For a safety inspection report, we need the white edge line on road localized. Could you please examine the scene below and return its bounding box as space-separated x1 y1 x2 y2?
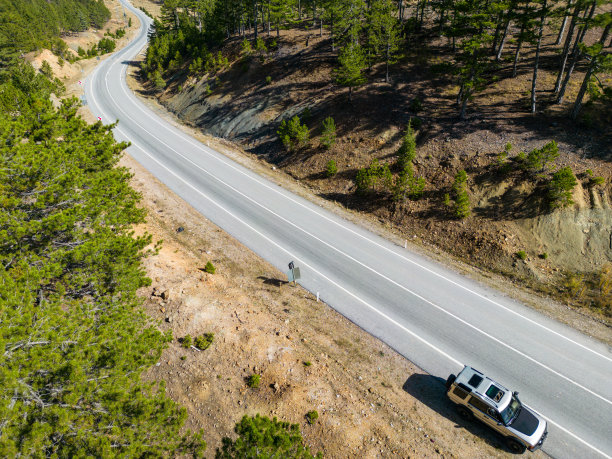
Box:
87 9 612 458
107 37 612 366
535 411 612 459
102 58 612 409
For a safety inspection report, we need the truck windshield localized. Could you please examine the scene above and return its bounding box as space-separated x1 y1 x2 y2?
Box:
501 396 522 425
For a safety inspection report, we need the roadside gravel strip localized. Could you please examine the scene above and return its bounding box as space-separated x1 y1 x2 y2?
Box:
85 3 612 458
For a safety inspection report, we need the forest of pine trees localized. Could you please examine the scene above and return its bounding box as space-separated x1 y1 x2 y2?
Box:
0 60 208 456
0 0 111 62
143 0 610 120
0 3 204 452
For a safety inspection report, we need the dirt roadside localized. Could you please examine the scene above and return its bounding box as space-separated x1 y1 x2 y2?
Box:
123 150 550 458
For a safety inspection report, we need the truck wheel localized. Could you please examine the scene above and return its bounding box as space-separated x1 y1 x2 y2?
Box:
456 405 473 421
445 374 456 390
505 437 526 454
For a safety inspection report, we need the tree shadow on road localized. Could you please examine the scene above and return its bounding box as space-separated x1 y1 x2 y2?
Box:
402 373 509 453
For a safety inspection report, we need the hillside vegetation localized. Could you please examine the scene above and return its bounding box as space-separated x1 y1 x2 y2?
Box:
140 0 611 322
0 60 209 456
0 0 111 61
143 0 611 120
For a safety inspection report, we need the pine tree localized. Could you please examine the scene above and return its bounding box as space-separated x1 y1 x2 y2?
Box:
453 0 495 119
367 0 401 82
0 63 205 457
336 41 367 102
453 169 470 218
396 121 416 170
530 0 548 114
570 13 611 119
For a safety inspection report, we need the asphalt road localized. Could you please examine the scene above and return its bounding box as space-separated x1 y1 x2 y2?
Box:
85 3 612 458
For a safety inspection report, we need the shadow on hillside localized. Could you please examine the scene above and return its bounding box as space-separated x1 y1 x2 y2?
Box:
402 373 508 453
147 25 612 162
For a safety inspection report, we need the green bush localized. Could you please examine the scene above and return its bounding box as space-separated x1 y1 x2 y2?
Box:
255 38 268 53
182 334 193 348
320 116 336 149
189 57 203 75
97 37 116 54
277 115 309 151
443 193 451 206
523 141 559 173
497 142 511 171
40 60 53 78
453 170 470 218
516 250 527 260
303 361 312 367
194 333 214 350
241 39 253 56
204 261 216 274
214 51 229 70
265 75 272 85
77 46 86 57
564 272 586 299
549 166 577 209
410 116 423 130
247 374 261 388
590 176 605 187
392 164 425 202
396 121 416 170
306 410 319 424
326 159 338 177
539 253 548 259
355 168 372 194
354 159 392 195
217 414 321 458
152 70 165 89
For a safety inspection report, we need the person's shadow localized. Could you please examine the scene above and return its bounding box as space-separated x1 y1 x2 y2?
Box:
402 373 509 452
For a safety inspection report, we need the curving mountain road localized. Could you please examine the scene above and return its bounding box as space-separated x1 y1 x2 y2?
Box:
85 3 612 458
